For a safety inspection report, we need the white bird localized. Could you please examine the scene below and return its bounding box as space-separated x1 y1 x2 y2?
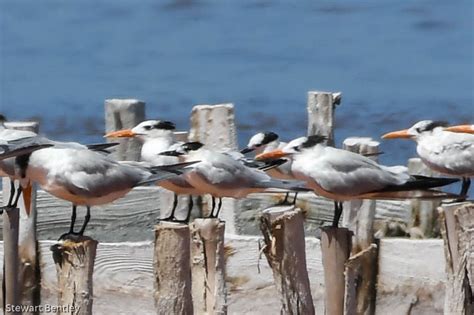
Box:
168 141 307 218
382 120 474 199
256 135 459 227
105 120 199 222
14 145 186 239
241 131 297 203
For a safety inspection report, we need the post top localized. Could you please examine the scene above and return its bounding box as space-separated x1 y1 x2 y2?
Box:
343 137 379 147
192 104 234 111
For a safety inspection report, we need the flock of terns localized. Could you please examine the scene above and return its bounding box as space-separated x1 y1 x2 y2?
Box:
0 113 472 239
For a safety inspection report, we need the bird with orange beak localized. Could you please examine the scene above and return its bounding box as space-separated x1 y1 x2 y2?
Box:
256 135 460 227
382 120 474 199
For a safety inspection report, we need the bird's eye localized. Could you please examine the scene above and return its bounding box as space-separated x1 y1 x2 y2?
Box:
144 125 152 130
415 127 421 133
294 146 301 152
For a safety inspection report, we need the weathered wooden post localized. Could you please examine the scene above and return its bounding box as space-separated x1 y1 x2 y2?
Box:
50 238 98 315
104 98 145 161
190 219 227 314
189 103 238 233
2 207 20 315
439 202 473 314
260 206 315 314
408 158 441 238
3 121 40 314
307 91 342 146
341 137 379 315
153 222 193 315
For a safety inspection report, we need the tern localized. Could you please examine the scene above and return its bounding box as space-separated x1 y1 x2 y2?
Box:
256 135 459 227
241 131 296 203
15 145 189 239
165 141 308 218
382 120 474 199
105 120 198 222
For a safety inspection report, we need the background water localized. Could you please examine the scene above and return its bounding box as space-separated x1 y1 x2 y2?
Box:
0 0 473 166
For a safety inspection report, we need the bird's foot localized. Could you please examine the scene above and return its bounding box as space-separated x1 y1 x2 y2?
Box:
58 232 83 242
443 195 468 204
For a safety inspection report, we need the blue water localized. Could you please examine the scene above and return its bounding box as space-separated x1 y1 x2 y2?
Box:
1 0 473 166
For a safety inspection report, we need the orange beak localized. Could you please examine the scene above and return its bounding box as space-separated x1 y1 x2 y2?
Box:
22 183 33 216
104 129 136 138
445 125 474 134
381 129 412 139
255 149 289 161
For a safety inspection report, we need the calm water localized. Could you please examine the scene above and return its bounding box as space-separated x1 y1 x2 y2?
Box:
0 0 473 166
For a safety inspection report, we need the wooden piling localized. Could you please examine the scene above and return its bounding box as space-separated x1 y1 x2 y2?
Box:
104 98 145 161
3 121 40 315
259 206 315 314
341 137 379 315
320 227 352 315
439 202 473 314
408 158 441 238
50 237 98 315
2 207 20 315
153 222 193 315
189 104 238 233
307 91 342 146
191 218 227 314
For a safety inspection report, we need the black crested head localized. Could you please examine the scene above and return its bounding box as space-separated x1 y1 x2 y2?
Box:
261 131 279 145
0 114 7 123
302 135 327 148
422 121 449 132
154 121 176 130
182 141 204 152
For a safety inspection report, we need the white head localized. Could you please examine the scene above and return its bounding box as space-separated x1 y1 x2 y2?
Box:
382 120 449 140
241 131 279 154
105 120 176 141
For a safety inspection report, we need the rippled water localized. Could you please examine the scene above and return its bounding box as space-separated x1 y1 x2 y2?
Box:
1 0 473 165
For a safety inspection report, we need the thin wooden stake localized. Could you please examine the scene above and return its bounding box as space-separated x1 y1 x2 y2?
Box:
307 91 342 146
191 218 227 314
3 207 20 315
3 120 40 315
439 202 474 314
153 222 193 315
50 237 97 315
320 227 352 315
104 98 145 161
260 206 315 314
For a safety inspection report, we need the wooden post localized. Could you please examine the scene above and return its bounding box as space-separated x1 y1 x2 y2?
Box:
408 158 441 238
3 121 40 314
341 137 379 315
2 207 20 315
153 222 193 315
342 137 378 249
104 99 145 161
189 104 238 233
259 206 315 314
50 238 97 315
307 91 342 146
320 227 352 315
190 219 227 314
439 202 474 314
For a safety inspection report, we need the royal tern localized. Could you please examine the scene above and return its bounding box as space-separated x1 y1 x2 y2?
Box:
165 141 307 218
15 145 190 238
256 135 459 227
105 120 198 222
382 120 474 199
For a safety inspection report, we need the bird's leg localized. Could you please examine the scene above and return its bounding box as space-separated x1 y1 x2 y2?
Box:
58 205 78 240
332 201 343 228
160 194 179 221
209 197 216 218
459 177 471 200
78 206 91 235
279 192 290 205
173 196 194 224
7 180 15 207
292 192 299 205
11 185 23 209
215 198 223 218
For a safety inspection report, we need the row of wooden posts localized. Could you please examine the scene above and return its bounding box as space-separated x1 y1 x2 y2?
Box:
2 91 473 314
